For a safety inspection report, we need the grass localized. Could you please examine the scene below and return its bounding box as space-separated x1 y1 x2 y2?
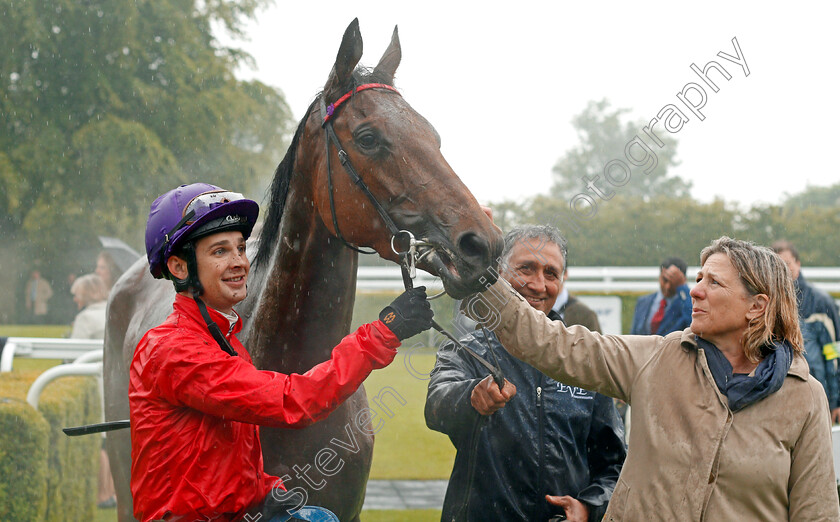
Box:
0 324 71 338
365 351 455 480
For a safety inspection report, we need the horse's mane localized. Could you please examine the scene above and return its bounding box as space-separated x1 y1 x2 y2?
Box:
253 68 395 268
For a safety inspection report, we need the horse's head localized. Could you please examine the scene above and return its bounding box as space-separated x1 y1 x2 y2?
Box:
302 19 503 298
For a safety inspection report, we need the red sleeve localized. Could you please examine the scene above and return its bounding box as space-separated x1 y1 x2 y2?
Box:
153 320 399 428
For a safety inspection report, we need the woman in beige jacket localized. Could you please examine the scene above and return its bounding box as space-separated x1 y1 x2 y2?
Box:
466 236 839 520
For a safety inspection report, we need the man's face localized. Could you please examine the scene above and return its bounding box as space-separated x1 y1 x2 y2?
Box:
777 249 801 280
194 231 250 314
659 266 678 298
503 238 565 316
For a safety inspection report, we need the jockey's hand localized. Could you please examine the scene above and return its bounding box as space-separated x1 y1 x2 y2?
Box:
379 286 434 341
471 375 516 415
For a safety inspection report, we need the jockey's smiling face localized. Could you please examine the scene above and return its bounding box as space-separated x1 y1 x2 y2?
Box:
192 231 250 314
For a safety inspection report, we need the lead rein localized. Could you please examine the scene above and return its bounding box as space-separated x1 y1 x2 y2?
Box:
398 255 505 391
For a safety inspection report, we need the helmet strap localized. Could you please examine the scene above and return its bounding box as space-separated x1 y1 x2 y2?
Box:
171 241 203 295
193 292 238 357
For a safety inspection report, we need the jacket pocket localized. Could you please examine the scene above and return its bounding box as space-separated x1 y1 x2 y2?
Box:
606 478 630 521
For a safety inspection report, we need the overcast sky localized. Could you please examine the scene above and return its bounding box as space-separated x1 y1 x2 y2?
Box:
229 1 840 208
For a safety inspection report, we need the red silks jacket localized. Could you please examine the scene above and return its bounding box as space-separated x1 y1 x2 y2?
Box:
129 294 399 521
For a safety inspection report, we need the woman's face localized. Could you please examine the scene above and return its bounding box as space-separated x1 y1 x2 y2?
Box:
95 255 111 285
689 253 757 350
72 290 84 310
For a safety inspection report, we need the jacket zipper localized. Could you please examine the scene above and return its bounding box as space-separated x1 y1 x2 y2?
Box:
536 378 545 520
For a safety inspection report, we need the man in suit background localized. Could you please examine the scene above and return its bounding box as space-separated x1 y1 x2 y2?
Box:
630 257 691 336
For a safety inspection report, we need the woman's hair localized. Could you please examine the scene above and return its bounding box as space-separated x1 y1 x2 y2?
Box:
71 273 109 307
700 236 803 361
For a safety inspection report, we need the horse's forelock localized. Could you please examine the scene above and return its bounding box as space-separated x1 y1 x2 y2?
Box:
352 66 394 88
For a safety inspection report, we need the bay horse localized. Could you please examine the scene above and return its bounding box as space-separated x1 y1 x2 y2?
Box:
103 19 503 521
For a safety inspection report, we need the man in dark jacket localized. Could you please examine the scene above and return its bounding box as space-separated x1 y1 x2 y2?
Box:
549 261 601 333
630 256 692 336
426 225 625 522
773 240 840 421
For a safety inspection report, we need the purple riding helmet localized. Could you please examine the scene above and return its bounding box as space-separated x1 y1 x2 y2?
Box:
145 183 259 282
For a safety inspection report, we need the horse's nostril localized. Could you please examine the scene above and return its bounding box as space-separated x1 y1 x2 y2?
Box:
457 232 490 262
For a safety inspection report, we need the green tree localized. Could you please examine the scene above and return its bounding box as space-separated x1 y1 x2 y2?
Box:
0 0 292 317
782 183 840 210
551 99 690 202
738 204 840 267
514 195 735 266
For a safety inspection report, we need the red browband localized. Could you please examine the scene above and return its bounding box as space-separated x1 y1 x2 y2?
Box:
322 83 400 124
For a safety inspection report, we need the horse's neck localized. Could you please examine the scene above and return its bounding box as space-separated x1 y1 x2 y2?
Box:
247 183 359 373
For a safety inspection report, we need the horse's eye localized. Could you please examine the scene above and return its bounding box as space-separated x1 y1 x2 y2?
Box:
355 131 379 151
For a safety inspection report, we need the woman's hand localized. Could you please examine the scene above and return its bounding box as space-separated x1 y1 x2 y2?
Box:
480 205 502 235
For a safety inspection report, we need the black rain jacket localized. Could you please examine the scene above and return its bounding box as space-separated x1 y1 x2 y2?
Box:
425 313 626 522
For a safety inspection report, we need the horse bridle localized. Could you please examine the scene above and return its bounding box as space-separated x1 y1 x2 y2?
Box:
319 84 505 389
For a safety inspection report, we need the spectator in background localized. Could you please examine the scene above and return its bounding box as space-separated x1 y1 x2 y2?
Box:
24 269 53 324
96 251 123 290
68 272 116 508
69 274 109 340
772 240 840 422
631 257 692 336
800 318 839 414
427 225 624 521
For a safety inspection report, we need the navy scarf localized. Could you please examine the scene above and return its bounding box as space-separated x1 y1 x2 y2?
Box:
697 337 793 412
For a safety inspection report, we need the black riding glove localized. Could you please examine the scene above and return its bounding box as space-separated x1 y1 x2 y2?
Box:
379 286 434 341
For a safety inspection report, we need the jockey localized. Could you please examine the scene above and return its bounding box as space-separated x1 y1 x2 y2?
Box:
130 183 433 522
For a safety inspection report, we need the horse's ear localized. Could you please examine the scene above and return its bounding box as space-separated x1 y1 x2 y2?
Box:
324 18 363 101
373 26 401 85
